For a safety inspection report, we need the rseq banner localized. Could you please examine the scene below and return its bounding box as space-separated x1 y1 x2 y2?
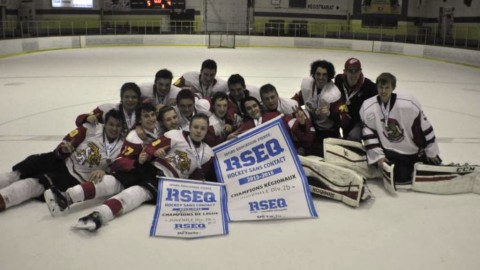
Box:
150 178 228 239
213 116 317 221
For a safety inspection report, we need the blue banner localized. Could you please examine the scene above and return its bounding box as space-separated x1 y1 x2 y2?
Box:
213 116 317 221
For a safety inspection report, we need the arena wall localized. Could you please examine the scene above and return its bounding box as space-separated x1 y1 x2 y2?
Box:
1 35 479 67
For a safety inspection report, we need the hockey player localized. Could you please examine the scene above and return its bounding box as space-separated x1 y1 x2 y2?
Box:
0 110 124 212
228 96 313 153
334 58 377 141
291 60 345 156
174 59 228 98
227 74 261 119
205 92 234 147
360 72 441 189
139 68 180 111
72 113 214 231
260 83 298 117
44 104 164 216
157 105 180 135
75 82 141 136
175 89 211 131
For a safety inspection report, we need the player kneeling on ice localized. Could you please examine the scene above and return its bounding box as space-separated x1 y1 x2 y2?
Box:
0 110 124 212
360 72 480 194
72 113 214 231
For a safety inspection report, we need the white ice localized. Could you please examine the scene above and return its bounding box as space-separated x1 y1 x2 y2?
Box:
0 46 479 270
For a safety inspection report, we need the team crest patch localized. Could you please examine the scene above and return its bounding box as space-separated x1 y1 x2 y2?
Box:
74 142 101 167
166 150 191 174
383 118 404 142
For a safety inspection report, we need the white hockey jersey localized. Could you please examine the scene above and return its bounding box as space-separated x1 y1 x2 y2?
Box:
174 98 211 132
360 93 440 165
174 71 228 98
298 77 341 130
65 124 124 182
138 82 181 106
146 130 214 179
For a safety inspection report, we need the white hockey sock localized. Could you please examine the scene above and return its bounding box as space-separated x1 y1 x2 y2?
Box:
0 178 44 209
106 186 153 217
93 175 124 198
79 186 152 226
67 185 85 203
93 205 116 225
67 175 123 203
0 171 21 189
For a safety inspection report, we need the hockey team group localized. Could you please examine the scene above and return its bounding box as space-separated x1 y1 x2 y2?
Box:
1 57 478 231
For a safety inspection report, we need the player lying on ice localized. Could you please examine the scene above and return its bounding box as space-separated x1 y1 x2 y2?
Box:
0 110 124 212
71 113 214 231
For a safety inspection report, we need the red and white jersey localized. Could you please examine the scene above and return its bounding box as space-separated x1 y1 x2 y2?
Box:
360 93 440 165
56 123 124 183
139 82 181 106
228 85 261 116
265 96 299 116
205 113 232 147
75 103 136 135
175 98 211 132
174 71 228 98
110 125 161 172
238 112 314 149
292 77 341 131
145 130 214 180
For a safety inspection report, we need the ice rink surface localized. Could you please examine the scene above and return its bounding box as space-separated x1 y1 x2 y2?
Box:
0 46 479 270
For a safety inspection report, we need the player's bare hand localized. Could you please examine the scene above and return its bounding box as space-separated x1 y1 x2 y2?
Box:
136 125 148 141
61 141 75 154
138 151 148 164
293 107 307 125
155 104 165 113
227 129 243 140
167 98 177 106
320 105 330 116
154 146 169 158
89 170 105 183
224 124 233 134
86 114 98 125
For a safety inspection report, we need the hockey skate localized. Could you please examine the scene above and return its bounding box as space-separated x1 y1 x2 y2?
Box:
44 188 72 217
72 211 102 231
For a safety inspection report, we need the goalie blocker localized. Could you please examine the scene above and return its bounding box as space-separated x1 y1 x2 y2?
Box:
299 155 371 207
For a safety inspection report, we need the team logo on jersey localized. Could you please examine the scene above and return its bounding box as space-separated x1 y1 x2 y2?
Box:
166 150 191 174
74 142 101 167
382 118 404 142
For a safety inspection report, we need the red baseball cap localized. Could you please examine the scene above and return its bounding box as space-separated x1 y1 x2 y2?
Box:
344 58 362 70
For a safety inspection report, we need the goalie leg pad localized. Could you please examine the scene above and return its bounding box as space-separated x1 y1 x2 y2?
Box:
323 138 381 179
300 155 369 207
413 163 480 195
